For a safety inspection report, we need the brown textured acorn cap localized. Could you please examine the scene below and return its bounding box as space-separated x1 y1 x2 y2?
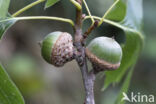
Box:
51 32 74 67
85 37 122 72
41 31 74 67
86 48 120 72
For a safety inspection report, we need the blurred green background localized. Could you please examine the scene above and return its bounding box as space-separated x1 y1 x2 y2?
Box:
0 0 156 104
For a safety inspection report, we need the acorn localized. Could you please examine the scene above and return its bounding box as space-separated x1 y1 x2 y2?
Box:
41 31 74 67
86 36 122 72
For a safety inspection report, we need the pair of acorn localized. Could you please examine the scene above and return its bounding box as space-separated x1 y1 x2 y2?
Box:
41 31 122 72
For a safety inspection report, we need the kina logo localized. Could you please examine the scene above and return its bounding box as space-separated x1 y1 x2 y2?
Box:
122 92 155 103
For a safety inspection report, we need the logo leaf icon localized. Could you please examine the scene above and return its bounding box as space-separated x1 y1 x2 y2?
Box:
122 92 131 102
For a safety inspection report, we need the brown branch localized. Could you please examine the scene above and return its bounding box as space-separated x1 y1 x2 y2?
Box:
83 20 99 40
74 1 96 104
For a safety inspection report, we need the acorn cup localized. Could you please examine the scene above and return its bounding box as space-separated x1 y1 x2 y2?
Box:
86 36 122 72
41 31 74 67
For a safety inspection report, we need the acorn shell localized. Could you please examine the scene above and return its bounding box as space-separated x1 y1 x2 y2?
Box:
41 31 74 67
86 37 122 71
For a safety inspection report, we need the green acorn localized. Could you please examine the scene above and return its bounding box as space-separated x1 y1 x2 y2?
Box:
86 36 122 72
41 31 74 67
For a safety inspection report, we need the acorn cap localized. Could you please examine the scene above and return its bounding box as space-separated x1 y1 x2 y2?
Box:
41 31 74 67
86 37 122 71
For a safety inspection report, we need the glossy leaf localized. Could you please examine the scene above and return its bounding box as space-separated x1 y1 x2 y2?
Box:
0 0 10 19
0 64 25 104
102 0 144 91
105 0 127 22
45 0 60 9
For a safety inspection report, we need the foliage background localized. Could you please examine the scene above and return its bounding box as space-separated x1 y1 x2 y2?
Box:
0 0 156 104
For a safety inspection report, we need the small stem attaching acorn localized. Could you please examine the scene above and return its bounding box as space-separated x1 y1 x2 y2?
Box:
86 36 122 72
41 31 74 67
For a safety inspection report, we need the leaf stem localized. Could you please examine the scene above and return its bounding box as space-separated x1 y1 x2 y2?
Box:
98 0 120 26
82 0 94 25
12 0 45 17
0 16 74 26
70 0 82 10
85 15 123 29
85 15 144 40
83 20 98 41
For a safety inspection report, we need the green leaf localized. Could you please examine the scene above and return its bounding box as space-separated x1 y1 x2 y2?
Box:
0 0 10 19
0 63 25 104
105 0 127 22
115 66 134 104
102 0 144 90
45 0 60 9
0 15 17 40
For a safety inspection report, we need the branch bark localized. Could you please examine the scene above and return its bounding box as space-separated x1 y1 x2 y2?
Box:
83 20 98 41
74 1 96 104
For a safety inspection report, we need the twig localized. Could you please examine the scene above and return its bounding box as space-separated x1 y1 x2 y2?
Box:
83 20 99 41
73 0 96 104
